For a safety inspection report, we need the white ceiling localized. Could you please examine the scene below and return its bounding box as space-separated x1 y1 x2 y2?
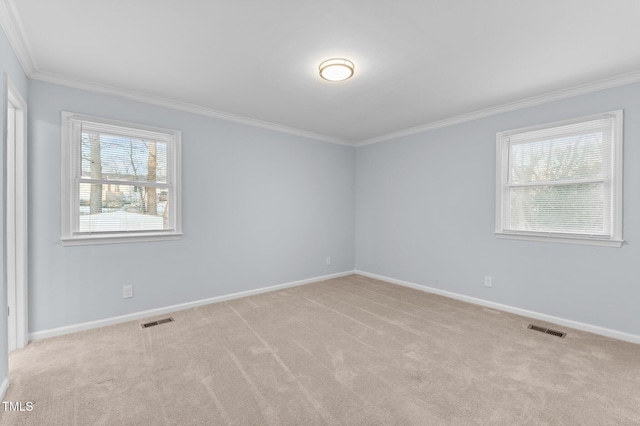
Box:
4 0 640 145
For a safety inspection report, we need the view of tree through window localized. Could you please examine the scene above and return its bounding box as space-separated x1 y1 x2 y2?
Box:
496 111 622 246
61 112 181 245
79 131 170 233
508 132 606 234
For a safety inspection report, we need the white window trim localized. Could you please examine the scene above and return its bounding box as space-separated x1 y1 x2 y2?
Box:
495 110 623 248
61 111 182 246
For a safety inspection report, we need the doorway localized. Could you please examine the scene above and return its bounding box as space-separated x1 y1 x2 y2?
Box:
5 75 28 352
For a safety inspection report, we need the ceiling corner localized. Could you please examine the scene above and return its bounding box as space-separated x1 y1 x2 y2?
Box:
0 0 38 76
31 68 355 147
355 69 640 148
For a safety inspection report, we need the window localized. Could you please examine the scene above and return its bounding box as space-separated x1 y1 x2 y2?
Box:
495 111 623 247
61 112 182 245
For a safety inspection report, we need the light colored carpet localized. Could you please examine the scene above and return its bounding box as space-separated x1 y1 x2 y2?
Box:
2 274 639 425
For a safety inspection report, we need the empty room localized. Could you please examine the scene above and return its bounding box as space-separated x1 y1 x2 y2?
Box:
1 0 639 424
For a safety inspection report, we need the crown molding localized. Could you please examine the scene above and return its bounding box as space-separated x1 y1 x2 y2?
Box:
0 0 37 75
0 0 353 147
24 65 640 148
356 69 640 147
31 70 355 146
2 0 639 148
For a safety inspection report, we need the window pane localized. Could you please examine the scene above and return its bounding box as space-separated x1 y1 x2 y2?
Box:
510 131 604 184
79 183 171 232
509 183 605 234
81 132 168 184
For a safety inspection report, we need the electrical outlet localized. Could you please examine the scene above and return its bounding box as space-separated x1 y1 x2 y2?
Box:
484 276 493 288
123 285 133 298
325 257 331 266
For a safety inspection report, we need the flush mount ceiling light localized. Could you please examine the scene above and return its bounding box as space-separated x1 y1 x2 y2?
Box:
319 58 355 82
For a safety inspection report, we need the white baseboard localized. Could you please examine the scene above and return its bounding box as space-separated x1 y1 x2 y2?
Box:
31 268 639 345
30 270 354 341
354 270 640 345
0 377 9 401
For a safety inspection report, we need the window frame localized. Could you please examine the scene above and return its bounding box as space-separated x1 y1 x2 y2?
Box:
495 110 623 247
61 111 182 246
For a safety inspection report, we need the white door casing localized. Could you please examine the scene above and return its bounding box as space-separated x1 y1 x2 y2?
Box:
5 75 28 351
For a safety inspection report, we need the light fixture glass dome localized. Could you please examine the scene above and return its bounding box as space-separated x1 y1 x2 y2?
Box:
319 58 354 81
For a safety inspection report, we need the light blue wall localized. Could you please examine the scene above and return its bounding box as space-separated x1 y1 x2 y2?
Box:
1 25 29 390
28 81 355 332
12 38 640 342
355 82 640 336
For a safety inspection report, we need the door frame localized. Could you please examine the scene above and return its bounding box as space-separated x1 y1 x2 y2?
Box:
4 74 28 351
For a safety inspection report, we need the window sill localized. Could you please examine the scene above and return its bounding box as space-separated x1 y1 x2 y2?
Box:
495 232 623 248
61 232 183 246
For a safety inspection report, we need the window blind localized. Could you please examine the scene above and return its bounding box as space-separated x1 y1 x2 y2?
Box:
62 112 181 243
504 117 613 236
496 111 622 246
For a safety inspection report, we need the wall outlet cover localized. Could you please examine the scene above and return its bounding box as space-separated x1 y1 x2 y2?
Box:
123 285 134 298
484 276 492 288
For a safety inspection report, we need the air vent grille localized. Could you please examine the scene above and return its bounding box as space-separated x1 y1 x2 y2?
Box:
141 317 174 328
527 324 566 338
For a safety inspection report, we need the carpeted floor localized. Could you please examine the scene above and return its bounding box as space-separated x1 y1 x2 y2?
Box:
2 274 639 425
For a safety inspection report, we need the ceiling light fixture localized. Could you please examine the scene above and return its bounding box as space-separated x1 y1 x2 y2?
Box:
319 58 355 82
